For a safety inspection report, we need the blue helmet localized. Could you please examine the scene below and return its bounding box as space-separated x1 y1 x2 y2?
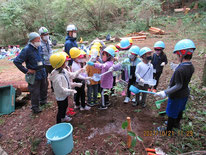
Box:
120 38 130 49
154 41 165 49
103 47 115 57
173 39 196 53
139 47 152 57
129 45 140 55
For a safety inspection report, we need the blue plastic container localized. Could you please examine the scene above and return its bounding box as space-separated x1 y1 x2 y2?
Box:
0 85 15 115
46 123 74 155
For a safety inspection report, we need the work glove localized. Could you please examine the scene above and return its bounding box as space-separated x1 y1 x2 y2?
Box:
140 78 145 83
69 89 77 96
160 62 166 66
155 91 166 98
87 61 94 66
85 77 92 80
73 82 82 87
108 66 114 72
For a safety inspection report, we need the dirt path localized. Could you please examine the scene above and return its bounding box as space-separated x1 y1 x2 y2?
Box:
0 36 204 154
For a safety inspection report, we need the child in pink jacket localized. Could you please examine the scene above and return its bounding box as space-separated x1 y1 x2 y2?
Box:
87 47 115 110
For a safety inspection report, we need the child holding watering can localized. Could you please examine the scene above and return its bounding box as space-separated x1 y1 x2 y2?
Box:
70 47 91 111
49 52 83 123
134 47 154 108
151 41 168 93
156 39 195 132
123 45 142 104
87 47 115 110
86 49 101 107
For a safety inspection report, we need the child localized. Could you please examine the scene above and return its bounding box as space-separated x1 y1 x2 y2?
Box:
134 47 154 108
156 39 195 131
151 41 168 93
49 52 83 123
123 46 141 103
86 49 101 106
88 47 115 110
70 47 91 111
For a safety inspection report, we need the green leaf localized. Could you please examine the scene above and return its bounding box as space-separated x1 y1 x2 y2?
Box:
136 136 143 142
131 138 137 147
122 121 128 129
128 131 136 137
134 109 141 113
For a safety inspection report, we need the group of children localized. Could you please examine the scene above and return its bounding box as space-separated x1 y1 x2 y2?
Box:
49 37 195 132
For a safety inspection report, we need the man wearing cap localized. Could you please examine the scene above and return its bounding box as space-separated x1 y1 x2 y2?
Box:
64 24 78 66
13 32 47 114
39 27 53 91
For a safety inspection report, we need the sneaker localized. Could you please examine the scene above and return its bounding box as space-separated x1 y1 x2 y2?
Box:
141 103 146 108
148 89 151 92
124 97 130 103
132 102 139 107
132 98 136 103
87 102 95 107
157 126 167 132
121 91 126 96
84 105 91 110
97 93 101 98
93 102 99 106
80 107 85 111
32 109 42 114
106 102 111 107
98 106 108 110
61 116 72 122
74 105 80 109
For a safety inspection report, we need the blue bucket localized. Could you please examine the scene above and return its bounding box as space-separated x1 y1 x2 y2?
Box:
46 123 74 155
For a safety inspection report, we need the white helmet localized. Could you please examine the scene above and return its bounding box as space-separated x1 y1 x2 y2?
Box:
66 24 77 32
39 27 49 35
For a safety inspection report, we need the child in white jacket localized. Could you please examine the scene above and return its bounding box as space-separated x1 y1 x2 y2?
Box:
49 52 83 123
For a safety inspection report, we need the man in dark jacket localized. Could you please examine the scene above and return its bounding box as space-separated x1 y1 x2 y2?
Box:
64 24 78 66
13 32 47 114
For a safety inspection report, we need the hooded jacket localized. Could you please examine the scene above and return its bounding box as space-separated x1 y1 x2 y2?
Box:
49 68 81 101
64 35 78 56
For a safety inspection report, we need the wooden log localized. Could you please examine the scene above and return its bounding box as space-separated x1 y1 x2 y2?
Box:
127 117 132 148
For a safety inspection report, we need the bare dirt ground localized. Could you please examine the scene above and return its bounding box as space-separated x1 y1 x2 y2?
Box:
0 35 205 155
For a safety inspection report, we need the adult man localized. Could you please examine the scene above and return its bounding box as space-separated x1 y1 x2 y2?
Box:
64 24 78 66
39 27 53 90
13 32 47 114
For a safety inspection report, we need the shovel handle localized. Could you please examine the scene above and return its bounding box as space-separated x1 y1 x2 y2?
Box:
140 90 156 94
100 70 113 77
146 148 155 152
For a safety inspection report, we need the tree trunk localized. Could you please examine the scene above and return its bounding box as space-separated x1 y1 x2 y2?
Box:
202 59 206 87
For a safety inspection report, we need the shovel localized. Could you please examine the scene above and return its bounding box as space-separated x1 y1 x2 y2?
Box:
92 69 113 82
129 85 156 95
155 98 168 109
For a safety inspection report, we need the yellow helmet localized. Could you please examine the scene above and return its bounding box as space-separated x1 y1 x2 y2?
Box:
108 45 118 52
129 38 133 44
69 47 81 59
91 45 100 51
93 42 102 48
89 48 99 57
50 52 67 69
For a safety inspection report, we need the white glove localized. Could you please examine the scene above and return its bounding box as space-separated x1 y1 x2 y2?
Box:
70 89 77 96
160 62 165 66
85 77 92 80
73 82 82 87
140 78 145 83
155 91 166 98
108 67 114 72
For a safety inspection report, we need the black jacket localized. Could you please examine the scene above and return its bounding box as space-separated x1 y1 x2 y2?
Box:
151 52 168 73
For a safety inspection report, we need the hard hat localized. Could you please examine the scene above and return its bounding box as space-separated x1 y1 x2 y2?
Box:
79 49 86 58
59 52 69 60
93 42 102 48
173 39 196 53
129 45 140 55
66 24 77 32
91 45 100 51
69 47 85 59
120 38 130 49
103 47 115 57
39 27 49 35
49 52 67 69
107 45 118 52
139 47 152 57
89 48 99 58
28 32 40 42
154 41 165 49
